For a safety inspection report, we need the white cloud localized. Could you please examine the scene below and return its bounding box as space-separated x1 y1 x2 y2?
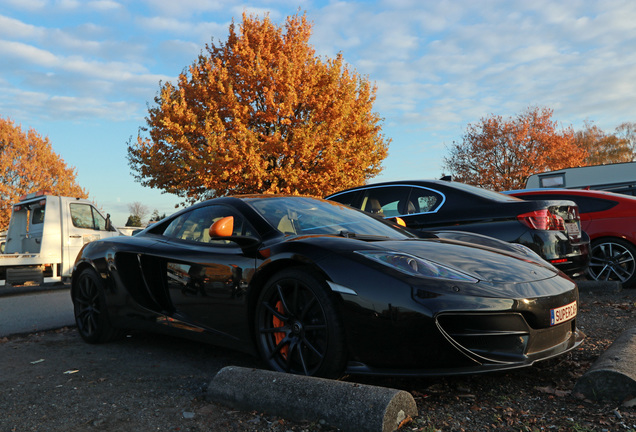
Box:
138 16 194 33
140 0 225 17
89 0 122 11
0 39 171 83
0 14 44 38
0 84 143 121
0 40 59 66
1 0 47 10
3 0 636 141
315 0 636 133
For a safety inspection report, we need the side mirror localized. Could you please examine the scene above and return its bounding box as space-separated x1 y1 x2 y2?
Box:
209 216 260 252
392 217 407 227
209 216 234 237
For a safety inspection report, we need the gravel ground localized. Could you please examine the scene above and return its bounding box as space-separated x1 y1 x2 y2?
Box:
1 284 635 432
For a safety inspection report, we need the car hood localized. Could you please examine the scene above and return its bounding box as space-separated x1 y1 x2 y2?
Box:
373 238 559 284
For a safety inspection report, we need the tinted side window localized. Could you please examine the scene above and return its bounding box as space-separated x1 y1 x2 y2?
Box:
565 196 617 214
163 205 255 244
360 186 411 217
407 187 444 213
328 190 360 207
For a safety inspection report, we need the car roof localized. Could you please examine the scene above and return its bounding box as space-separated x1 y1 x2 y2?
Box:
328 179 450 193
326 179 485 198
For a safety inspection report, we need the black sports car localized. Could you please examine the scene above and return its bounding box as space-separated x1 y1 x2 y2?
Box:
71 195 582 378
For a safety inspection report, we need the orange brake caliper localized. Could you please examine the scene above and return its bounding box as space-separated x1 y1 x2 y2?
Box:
273 301 289 359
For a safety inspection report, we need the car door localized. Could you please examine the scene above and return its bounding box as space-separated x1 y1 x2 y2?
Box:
157 204 259 343
65 202 119 276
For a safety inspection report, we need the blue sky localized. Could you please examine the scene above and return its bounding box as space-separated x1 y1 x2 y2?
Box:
2 0 636 226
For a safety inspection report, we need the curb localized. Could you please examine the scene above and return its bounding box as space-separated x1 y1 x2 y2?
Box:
207 366 418 432
574 327 636 401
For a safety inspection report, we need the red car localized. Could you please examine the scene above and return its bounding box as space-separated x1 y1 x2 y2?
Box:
507 189 636 287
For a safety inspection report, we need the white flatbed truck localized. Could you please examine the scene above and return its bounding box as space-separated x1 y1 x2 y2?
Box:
0 192 121 286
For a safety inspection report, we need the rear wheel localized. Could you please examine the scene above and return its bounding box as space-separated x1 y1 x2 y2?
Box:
255 268 346 378
72 268 121 343
588 238 636 287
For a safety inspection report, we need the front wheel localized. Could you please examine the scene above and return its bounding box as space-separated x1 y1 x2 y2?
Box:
72 268 121 343
587 238 636 287
254 268 347 378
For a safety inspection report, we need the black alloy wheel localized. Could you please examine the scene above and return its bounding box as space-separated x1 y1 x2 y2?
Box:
588 238 636 287
255 268 346 378
72 268 121 343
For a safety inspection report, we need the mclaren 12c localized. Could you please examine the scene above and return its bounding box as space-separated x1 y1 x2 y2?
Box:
71 195 582 378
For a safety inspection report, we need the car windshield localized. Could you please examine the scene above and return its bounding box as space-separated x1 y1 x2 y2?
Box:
244 196 413 239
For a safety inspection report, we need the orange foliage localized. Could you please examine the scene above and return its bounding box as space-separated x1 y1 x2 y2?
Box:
128 13 389 203
574 121 634 165
443 107 588 191
0 117 87 228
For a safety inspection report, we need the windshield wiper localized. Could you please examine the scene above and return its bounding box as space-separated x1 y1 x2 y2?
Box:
338 230 390 241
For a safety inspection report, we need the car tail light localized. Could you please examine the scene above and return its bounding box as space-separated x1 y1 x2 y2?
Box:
517 209 566 231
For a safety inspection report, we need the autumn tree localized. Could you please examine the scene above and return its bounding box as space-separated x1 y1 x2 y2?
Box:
443 107 588 191
127 13 389 203
574 121 634 165
0 117 87 228
616 122 636 157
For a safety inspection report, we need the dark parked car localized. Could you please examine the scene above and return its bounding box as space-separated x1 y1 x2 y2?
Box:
71 195 581 378
507 188 636 287
326 180 589 278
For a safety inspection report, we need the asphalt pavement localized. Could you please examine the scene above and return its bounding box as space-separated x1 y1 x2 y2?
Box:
0 284 74 337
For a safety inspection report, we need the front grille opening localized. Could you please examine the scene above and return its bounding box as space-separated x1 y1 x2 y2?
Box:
436 312 576 364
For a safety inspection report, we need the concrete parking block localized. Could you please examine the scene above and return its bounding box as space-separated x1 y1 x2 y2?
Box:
207 366 418 432
574 327 636 401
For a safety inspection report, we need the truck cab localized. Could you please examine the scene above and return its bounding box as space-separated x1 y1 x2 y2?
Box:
1 192 120 285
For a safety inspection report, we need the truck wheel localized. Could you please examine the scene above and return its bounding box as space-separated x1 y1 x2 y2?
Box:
254 268 347 378
72 268 121 343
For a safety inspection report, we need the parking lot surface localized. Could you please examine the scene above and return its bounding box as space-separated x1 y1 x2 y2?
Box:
2 283 636 431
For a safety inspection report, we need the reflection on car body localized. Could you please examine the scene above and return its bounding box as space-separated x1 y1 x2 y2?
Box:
71 195 582 378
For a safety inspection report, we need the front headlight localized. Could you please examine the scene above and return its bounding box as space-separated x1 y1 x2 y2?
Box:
355 251 478 283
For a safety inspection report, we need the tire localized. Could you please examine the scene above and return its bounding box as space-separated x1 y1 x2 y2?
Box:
72 268 121 344
588 238 636 287
254 268 347 378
